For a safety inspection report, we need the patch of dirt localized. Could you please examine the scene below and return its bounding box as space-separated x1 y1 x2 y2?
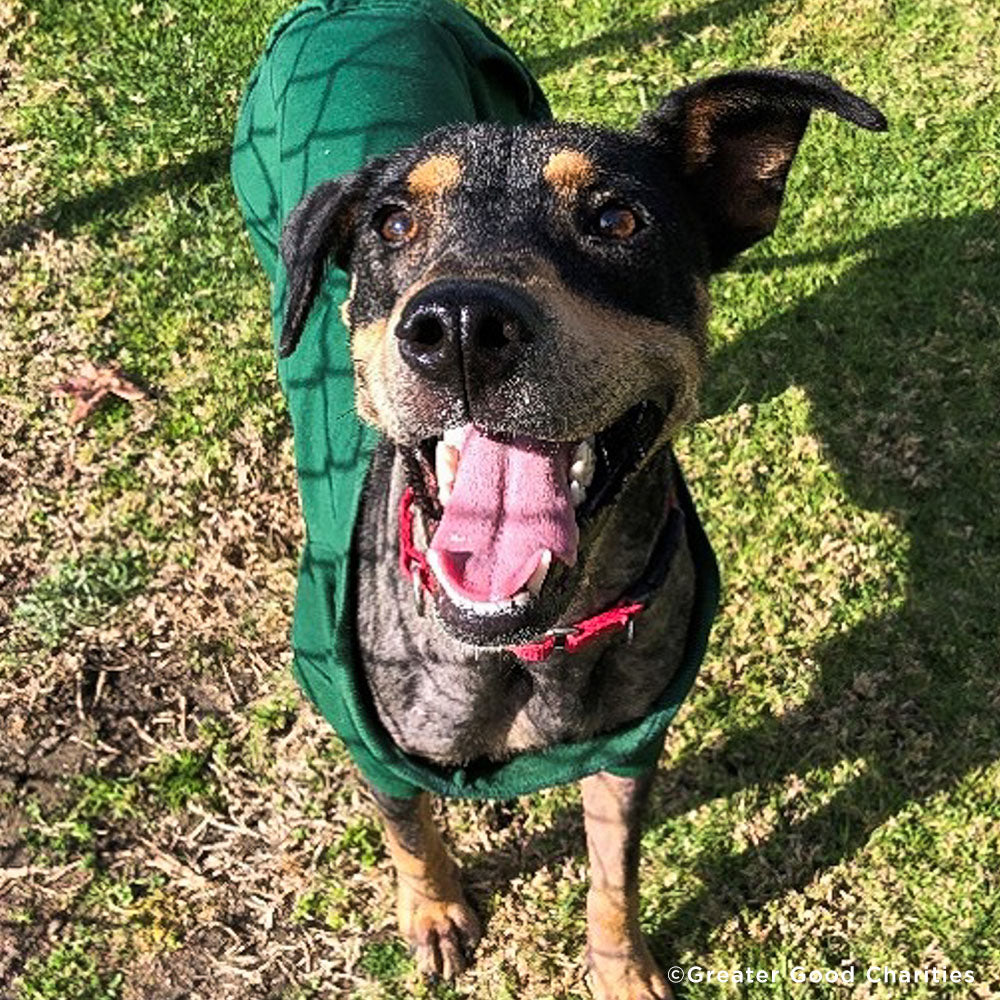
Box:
0 198 311 992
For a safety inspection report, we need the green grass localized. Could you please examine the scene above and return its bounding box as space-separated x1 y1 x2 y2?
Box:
16 932 123 1000
10 548 151 650
357 939 413 982
145 749 220 811
21 751 218 866
2 0 999 997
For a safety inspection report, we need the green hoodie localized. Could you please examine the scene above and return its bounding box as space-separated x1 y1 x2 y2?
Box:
231 0 719 799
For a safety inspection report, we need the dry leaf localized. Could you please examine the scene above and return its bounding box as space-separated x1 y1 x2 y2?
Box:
52 360 147 424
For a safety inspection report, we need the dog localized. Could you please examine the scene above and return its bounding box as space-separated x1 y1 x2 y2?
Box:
277 68 886 999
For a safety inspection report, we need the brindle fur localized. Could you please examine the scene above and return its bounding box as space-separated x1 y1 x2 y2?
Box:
279 68 886 996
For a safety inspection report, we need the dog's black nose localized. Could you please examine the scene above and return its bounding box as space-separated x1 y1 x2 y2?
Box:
396 279 535 387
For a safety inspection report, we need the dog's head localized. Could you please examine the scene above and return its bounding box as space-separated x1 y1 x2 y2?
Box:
280 69 885 646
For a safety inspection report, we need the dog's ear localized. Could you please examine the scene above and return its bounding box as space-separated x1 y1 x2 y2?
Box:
278 174 368 358
639 69 887 268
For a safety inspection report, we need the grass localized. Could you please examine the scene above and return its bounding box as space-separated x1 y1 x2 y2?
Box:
1 0 998 997
10 549 151 651
16 932 123 1000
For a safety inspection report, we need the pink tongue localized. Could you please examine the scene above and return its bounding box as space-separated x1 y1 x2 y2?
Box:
429 426 579 603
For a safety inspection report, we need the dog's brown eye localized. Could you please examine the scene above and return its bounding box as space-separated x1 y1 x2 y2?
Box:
379 208 417 243
595 204 638 240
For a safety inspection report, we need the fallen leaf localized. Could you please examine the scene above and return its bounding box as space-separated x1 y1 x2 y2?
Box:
52 360 147 424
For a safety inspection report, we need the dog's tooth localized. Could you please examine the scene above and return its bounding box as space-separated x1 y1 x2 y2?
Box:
525 550 552 597
570 439 595 488
569 480 587 507
435 441 459 505
443 425 466 450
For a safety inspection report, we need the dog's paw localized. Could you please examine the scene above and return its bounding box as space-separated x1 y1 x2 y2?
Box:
585 938 674 1000
398 884 481 981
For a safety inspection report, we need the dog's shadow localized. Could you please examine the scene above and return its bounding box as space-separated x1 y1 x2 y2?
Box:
460 207 1000 963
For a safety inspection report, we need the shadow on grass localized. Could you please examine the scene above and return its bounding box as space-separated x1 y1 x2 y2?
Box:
1 0 787 255
462 208 1000 964
522 0 781 76
647 207 999 960
0 145 232 253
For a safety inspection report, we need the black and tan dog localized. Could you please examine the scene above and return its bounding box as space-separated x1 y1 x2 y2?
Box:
279 70 885 999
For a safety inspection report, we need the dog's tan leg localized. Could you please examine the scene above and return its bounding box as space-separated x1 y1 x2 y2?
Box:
581 770 672 1000
371 788 481 980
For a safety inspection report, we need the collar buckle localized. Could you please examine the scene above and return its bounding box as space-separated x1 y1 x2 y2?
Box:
546 625 581 651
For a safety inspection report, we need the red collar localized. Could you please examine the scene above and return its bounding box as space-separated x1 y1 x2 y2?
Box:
398 485 683 663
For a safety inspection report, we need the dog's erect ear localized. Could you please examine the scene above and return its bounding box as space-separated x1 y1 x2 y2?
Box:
278 174 368 358
639 69 887 268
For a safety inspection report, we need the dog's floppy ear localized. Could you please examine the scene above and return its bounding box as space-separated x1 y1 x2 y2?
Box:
278 174 368 358
639 69 887 268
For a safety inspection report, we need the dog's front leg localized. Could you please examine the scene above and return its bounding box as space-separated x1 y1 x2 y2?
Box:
581 770 671 1000
370 788 481 980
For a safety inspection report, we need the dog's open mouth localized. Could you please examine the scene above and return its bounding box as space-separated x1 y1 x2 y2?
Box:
404 401 665 644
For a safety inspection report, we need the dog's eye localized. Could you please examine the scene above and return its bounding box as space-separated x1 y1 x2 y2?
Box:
378 208 417 243
593 204 639 240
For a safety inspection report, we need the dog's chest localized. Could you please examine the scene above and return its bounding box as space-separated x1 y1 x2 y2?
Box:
354 445 695 768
